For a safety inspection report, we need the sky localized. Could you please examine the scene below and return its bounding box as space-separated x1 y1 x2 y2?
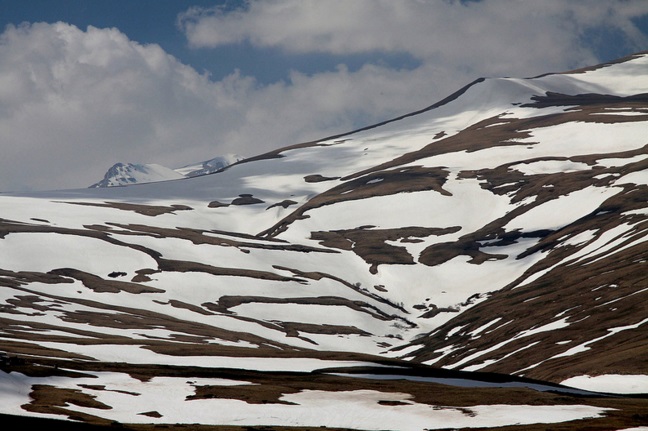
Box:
0 0 647 192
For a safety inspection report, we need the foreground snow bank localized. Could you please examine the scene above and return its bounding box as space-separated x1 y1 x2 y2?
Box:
0 370 610 430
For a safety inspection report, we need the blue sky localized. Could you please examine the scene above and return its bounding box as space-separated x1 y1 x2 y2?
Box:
0 0 647 191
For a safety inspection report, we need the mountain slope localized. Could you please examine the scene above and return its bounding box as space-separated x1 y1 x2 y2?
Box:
0 52 647 430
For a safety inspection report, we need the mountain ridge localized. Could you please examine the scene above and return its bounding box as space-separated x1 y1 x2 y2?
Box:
0 52 647 430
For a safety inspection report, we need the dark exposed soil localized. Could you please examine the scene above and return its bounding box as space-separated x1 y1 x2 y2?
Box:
59 201 193 216
312 225 462 273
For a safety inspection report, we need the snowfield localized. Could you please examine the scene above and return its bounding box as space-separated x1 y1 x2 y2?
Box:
1 52 647 429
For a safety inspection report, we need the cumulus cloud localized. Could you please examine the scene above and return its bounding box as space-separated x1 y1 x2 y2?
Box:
0 22 255 191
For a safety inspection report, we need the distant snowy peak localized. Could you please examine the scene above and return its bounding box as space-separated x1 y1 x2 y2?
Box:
174 154 244 178
89 163 184 188
90 154 244 188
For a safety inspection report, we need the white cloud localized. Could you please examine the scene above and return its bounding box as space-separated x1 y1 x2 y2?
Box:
0 23 273 191
0 22 252 190
179 0 648 76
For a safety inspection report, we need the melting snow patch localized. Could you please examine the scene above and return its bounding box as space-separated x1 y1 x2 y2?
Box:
561 230 598 247
494 182 520 189
614 170 648 186
447 318 570 370
446 325 467 337
554 306 578 318
596 154 648 167
561 374 648 394
623 208 648 216
423 344 461 366
467 318 502 338
517 318 571 337
563 223 641 266
462 341 540 372
551 317 648 360
509 160 590 175
593 111 648 116
505 186 622 232
392 344 422 357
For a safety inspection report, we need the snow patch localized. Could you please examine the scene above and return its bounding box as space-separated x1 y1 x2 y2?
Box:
561 374 648 394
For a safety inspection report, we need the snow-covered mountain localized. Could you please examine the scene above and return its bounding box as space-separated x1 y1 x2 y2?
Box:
89 163 185 188
1 52 648 430
90 154 244 188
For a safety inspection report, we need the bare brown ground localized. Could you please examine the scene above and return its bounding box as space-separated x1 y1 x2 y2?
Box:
303 174 340 183
312 225 461 273
59 201 193 216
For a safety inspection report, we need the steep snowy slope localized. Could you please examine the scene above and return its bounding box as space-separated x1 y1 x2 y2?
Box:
0 52 647 430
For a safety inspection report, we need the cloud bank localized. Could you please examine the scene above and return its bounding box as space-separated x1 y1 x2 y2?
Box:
178 0 648 76
0 22 250 191
1 1 647 191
